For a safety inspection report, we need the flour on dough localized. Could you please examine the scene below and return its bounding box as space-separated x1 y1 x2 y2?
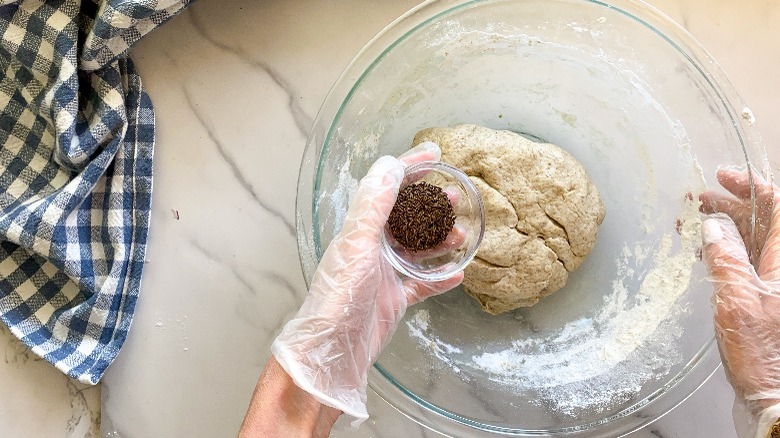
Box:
413 125 606 314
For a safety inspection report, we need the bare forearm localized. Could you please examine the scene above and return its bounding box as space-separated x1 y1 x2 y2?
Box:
239 357 342 438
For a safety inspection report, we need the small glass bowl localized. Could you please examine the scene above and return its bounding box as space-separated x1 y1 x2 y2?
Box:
381 161 485 282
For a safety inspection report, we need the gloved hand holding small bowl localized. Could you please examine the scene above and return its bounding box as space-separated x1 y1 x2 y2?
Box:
382 153 485 282
271 141 482 425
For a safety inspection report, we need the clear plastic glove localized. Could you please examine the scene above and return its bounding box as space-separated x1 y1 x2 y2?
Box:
700 167 780 438
271 142 464 425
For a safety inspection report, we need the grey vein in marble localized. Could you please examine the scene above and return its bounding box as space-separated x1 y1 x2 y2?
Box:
65 380 101 435
1 323 101 437
187 8 314 137
182 88 296 236
187 239 258 295
259 269 305 302
249 269 306 333
187 239 300 333
649 428 665 438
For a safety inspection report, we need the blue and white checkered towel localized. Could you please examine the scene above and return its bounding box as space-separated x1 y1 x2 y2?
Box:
0 0 192 384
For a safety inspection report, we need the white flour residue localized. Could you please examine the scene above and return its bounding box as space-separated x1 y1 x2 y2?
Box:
741 107 756 125
406 310 463 373
318 125 386 241
407 203 702 415
566 21 603 38
475 208 700 376
327 159 359 234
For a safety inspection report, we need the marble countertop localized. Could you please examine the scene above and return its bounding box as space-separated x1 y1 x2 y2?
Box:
2 0 778 437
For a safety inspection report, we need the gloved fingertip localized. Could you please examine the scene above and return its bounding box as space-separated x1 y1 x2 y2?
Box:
702 218 725 245
399 141 441 164
403 272 463 306
414 141 442 158
344 156 404 228
716 164 746 177
369 155 404 184
717 164 745 171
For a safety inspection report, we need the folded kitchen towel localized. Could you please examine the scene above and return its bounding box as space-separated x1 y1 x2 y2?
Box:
0 0 192 384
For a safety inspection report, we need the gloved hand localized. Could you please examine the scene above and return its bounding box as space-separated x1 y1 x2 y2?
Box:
271 142 464 425
700 167 780 438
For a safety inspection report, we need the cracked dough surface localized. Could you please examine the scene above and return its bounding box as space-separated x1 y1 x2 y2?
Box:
412 125 606 314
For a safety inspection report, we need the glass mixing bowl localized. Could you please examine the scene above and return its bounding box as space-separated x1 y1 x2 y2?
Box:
296 0 772 436
382 161 485 282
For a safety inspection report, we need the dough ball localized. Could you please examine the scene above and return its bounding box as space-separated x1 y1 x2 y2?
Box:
412 125 606 314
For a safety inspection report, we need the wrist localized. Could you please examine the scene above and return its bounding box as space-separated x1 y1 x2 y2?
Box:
239 357 341 438
272 338 371 421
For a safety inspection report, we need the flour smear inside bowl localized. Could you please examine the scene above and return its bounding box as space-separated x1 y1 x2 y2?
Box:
406 198 703 415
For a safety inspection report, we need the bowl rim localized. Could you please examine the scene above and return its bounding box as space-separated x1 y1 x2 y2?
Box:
370 341 721 437
294 0 769 435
